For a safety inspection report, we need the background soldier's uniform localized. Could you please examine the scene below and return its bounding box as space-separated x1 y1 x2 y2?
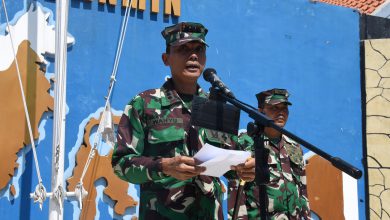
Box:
112 79 236 220
228 133 310 220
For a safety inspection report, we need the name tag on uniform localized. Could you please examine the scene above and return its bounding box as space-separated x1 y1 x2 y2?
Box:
148 117 183 127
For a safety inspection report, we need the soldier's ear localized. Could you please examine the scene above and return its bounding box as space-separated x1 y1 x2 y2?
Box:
162 53 169 66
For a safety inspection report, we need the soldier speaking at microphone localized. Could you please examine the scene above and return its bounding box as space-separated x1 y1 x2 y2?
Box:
112 22 255 220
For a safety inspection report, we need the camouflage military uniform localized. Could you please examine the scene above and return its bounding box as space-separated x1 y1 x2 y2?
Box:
112 78 236 220
228 133 310 220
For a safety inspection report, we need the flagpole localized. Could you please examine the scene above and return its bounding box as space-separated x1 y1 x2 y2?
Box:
49 0 70 218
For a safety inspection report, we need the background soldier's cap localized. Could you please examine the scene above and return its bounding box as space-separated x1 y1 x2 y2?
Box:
256 88 292 108
161 22 208 47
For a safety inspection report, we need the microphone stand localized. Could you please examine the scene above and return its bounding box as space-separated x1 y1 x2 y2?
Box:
208 87 362 220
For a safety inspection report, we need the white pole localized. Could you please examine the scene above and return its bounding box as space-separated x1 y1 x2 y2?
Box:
49 0 69 219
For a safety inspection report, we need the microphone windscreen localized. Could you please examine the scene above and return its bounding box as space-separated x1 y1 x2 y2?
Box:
203 68 217 82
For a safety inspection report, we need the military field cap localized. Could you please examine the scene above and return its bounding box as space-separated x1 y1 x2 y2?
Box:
161 22 208 47
256 88 292 108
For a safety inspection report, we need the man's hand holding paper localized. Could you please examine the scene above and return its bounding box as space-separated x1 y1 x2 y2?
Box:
231 157 255 182
194 143 254 180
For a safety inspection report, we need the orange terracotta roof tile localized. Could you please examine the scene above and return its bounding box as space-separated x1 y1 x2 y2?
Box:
366 7 376 13
314 0 386 14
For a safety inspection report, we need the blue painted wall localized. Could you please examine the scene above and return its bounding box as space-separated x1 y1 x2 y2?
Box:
0 0 364 219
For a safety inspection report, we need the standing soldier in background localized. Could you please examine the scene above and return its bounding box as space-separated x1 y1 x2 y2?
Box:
229 89 311 220
111 22 255 220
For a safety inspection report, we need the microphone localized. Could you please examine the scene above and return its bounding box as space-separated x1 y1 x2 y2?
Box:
203 68 235 99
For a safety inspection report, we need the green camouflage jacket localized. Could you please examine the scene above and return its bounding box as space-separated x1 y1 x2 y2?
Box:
112 78 236 220
228 133 311 220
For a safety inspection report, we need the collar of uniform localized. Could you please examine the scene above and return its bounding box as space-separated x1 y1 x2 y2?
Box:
282 134 297 145
160 79 181 106
264 135 282 147
160 78 208 107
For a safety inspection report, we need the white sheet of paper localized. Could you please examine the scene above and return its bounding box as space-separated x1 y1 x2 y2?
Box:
193 143 251 177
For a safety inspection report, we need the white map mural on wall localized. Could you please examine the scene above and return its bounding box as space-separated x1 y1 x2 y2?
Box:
0 3 75 71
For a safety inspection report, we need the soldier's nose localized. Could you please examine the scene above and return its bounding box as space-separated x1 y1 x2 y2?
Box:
188 53 198 61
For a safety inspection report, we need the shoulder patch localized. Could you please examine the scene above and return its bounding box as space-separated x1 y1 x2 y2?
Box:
205 129 233 146
284 141 303 165
139 88 162 99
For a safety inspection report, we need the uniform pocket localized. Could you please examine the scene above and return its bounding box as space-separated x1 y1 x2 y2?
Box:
290 161 305 185
145 126 185 157
148 126 185 144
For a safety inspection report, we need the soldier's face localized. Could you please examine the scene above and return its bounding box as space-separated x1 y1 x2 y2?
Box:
261 103 289 128
162 42 206 83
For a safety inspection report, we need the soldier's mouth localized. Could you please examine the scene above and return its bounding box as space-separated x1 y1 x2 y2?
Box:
275 116 285 122
185 63 200 72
